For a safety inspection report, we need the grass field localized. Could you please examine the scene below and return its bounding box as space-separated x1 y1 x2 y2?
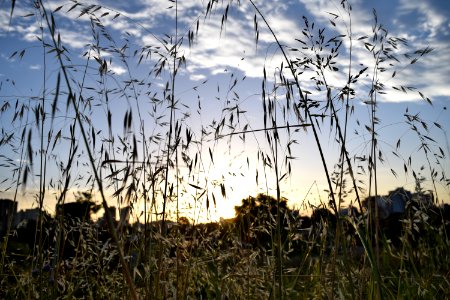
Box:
1 0 449 298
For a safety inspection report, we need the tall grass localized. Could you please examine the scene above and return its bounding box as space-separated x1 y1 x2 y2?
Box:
1 0 449 299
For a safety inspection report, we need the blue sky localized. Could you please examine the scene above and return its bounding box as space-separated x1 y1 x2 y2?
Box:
0 0 449 222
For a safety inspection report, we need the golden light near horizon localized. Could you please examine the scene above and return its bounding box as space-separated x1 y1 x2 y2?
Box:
13 150 450 221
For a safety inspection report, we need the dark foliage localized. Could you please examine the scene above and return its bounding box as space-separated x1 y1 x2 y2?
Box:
234 193 290 250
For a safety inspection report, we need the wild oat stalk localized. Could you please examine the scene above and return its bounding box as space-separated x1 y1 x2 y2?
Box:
36 1 138 298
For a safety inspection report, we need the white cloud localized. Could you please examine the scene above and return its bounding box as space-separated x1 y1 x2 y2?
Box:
389 2 450 101
295 0 450 103
177 5 292 80
29 64 41 70
80 0 450 104
398 0 448 38
57 28 91 49
109 64 127 75
2 0 449 104
189 73 206 81
0 10 10 34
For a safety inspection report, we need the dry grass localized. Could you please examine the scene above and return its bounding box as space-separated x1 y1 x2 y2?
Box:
1 0 449 299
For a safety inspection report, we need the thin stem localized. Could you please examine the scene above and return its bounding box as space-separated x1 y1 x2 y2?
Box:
162 0 179 237
248 0 337 211
38 2 138 299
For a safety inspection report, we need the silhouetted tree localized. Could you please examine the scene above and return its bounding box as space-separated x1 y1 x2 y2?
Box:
308 207 337 254
57 192 101 223
56 192 101 259
234 194 290 249
11 210 53 260
310 207 336 228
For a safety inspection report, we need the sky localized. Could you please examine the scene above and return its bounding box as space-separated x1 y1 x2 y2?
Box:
0 0 449 223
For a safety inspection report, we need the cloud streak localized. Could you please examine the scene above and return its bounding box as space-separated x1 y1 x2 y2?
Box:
1 0 449 103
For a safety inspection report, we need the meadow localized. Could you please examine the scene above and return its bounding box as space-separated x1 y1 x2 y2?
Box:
1 0 449 298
